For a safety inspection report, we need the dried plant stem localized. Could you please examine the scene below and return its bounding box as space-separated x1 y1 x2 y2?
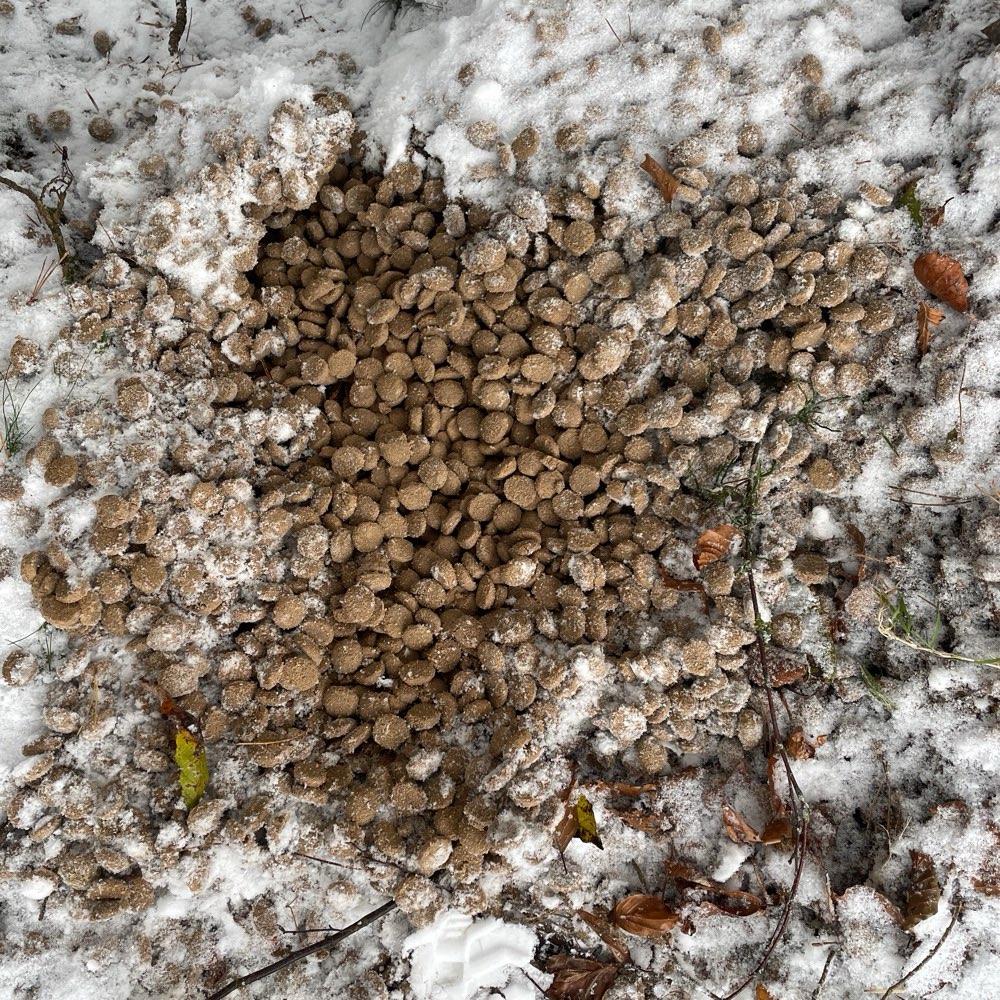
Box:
715 568 809 1000
0 165 75 281
204 897 397 1000
877 900 961 1000
27 253 68 304
169 0 188 54
876 604 1000 667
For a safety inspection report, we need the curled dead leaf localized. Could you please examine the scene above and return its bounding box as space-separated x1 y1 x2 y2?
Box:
657 567 710 613
904 849 941 928
785 725 825 761
665 862 768 917
610 894 681 937
748 650 806 688
722 803 761 845
760 816 793 847
972 877 1000 896
546 956 620 1000
693 524 741 571
639 154 679 204
590 779 657 797
577 908 631 964
927 199 951 227
914 252 969 312
834 884 905 928
845 522 867 582
916 300 945 356
554 803 579 854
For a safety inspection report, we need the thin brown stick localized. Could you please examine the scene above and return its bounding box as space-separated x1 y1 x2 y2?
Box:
26 254 68 304
811 948 836 999
204 897 397 1000
604 16 622 45
877 899 961 1000
957 360 967 439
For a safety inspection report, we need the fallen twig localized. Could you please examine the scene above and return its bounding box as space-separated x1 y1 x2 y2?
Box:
877 899 961 1000
204 897 397 1000
169 0 188 54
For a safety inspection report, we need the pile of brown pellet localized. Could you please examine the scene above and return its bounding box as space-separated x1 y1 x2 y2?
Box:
2 96 899 917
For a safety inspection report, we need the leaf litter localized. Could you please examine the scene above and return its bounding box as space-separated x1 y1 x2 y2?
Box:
2 1 1000 999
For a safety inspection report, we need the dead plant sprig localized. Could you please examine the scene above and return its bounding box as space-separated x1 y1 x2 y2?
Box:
704 446 809 1000
876 590 1000 668
714 567 810 1000
26 253 69 304
0 147 76 281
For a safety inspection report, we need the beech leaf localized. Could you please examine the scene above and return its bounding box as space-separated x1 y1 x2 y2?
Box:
914 252 969 312
610 894 680 937
639 154 679 205
554 803 579 854
916 300 945 356
904 849 941 928
546 956 619 1000
665 862 767 917
577 908 631 963
785 725 825 760
760 816 793 847
722 803 761 845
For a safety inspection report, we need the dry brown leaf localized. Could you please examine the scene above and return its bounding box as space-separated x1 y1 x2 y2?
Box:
765 755 787 816
928 799 970 818
927 201 950 227
639 154 679 204
610 894 681 937
846 522 867 581
785 725 825 761
591 779 658 797
665 862 767 917
693 524 741 570
760 816 793 847
577 908 631 964
972 877 1000 896
914 252 969 312
904 849 941 928
916 300 945 356
768 656 807 687
656 568 710 613
834 885 906 927
546 956 620 1000
616 808 662 834
722 803 761 845
755 986 775 1000
554 803 579 854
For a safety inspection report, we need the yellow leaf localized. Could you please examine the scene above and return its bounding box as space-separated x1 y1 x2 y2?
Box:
174 728 208 809
574 794 604 849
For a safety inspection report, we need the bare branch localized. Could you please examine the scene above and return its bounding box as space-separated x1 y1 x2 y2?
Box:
877 899 961 1000
204 897 397 1000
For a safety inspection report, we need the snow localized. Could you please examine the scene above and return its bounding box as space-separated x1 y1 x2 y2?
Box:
3 0 1000 997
